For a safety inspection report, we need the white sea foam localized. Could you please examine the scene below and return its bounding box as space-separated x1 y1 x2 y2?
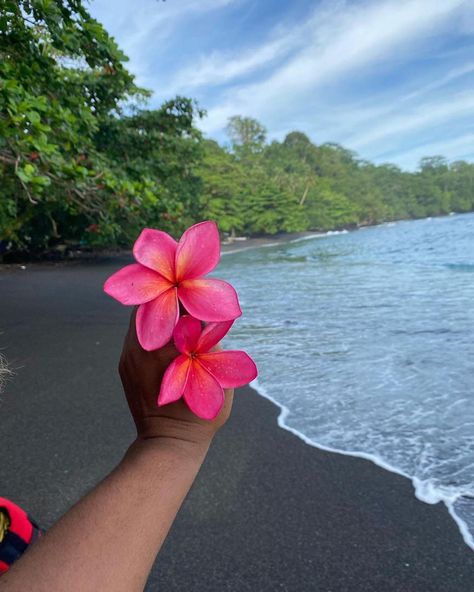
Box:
289 232 326 244
250 378 474 551
325 229 349 235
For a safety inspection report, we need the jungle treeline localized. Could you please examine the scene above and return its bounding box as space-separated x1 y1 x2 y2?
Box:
1 1 473 258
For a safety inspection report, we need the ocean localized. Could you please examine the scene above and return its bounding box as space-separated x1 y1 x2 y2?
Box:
217 212 474 550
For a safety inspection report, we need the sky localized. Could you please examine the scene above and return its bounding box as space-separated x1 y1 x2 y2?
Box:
88 0 474 170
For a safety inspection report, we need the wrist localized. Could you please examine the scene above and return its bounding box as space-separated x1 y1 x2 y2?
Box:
133 412 218 448
128 429 212 466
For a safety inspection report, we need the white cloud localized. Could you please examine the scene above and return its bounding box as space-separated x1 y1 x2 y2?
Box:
125 0 237 51
90 0 239 80
164 28 301 94
402 62 474 103
348 91 474 149
200 0 469 134
382 132 474 170
275 60 474 158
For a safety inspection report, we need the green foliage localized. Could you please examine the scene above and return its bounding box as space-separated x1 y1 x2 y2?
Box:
1 1 473 258
197 140 246 235
226 115 267 158
94 97 206 235
305 182 358 230
0 0 145 251
197 126 474 237
0 0 205 255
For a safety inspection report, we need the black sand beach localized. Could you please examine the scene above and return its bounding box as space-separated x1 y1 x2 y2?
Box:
0 260 473 591
0 230 322 265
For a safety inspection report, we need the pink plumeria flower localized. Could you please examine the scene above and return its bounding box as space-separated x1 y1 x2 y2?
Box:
159 315 258 420
104 221 242 351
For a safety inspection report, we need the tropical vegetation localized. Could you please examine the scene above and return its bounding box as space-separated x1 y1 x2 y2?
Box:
1 1 473 259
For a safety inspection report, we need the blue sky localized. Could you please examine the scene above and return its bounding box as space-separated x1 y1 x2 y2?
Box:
89 0 474 170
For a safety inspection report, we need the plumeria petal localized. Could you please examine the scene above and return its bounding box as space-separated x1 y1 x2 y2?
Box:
173 315 202 354
178 279 241 322
158 355 191 406
196 320 234 353
103 264 172 305
133 228 178 282
136 288 178 351
175 221 220 281
198 351 258 388
183 361 224 420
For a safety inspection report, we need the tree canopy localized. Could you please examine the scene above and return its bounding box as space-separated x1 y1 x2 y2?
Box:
1 1 473 259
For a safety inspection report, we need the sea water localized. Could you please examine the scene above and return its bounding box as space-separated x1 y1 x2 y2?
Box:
217 212 474 549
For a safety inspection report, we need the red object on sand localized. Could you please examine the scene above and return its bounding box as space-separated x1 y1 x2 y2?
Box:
0 497 42 574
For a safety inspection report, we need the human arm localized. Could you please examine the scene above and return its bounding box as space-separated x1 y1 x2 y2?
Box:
1 311 233 592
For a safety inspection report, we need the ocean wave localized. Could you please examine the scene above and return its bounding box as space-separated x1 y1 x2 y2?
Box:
250 377 474 551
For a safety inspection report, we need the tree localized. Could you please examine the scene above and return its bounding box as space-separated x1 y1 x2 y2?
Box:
283 131 312 148
305 182 358 230
95 97 206 235
0 0 143 253
419 156 448 172
226 116 267 156
198 140 246 236
448 161 474 212
0 1 209 257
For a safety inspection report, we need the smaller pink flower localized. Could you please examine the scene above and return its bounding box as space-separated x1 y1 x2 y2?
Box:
159 315 258 420
103 221 242 351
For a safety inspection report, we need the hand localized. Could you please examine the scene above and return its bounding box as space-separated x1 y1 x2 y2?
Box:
119 309 234 450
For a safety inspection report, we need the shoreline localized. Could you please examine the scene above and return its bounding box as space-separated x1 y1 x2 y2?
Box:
0 229 339 273
165 385 474 590
221 230 327 254
1 212 466 269
250 378 474 552
0 230 323 270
